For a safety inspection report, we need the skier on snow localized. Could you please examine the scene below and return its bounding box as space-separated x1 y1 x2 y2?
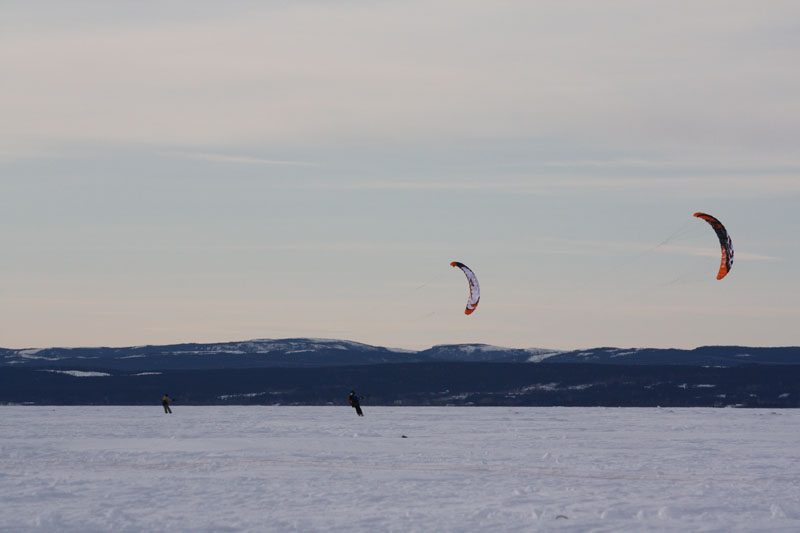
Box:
162 394 173 414
348 390 363 417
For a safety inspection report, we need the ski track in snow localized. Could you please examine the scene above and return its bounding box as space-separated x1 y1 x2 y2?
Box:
1 406 800 532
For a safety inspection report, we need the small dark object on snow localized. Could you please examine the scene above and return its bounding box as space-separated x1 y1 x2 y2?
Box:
401 435 408 438
555 515 568 520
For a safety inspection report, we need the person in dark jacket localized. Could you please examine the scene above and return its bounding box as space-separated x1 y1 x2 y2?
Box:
348 390 363 416
162 394 173 414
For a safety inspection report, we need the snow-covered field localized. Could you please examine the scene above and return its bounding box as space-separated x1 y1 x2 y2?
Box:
2 406 799 532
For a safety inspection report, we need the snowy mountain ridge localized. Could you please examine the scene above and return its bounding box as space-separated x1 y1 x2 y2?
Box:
0 338 556 368
2 339 799 371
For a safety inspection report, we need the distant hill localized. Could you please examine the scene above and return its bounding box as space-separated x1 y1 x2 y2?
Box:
544 346 800 366
0 339 557 370
2 338 799 371
3 339 800 407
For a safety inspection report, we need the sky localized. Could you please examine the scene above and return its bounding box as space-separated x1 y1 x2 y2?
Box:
1 1 799 351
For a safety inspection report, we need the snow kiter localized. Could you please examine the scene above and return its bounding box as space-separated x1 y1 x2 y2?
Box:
693 212 734 280
450 261 480 314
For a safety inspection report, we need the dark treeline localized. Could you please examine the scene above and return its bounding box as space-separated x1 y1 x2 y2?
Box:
1 363 799 407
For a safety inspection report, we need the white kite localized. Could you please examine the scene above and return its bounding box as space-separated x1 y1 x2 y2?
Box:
450 261 480 315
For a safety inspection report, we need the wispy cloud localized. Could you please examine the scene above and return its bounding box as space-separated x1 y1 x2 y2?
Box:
655 245 779 262
294 181 523 192
166 151 318 167
535 158 800 173
535 237 781 262
154 238 783 262
283 176 800 197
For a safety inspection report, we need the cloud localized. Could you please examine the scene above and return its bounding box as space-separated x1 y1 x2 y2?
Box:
534 237 781 262
535 158 800 174
280 175 800 198
655 245 779 262
2 1 800 158
166 151 318 167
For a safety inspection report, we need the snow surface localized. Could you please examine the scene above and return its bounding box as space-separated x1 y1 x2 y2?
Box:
429 343 551 354
526 351 562 363
18 348 45 356
39 370 111 377
2 406 800 532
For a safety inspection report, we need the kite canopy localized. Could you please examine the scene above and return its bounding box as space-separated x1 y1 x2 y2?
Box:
450 261 480 315
693 212 734 280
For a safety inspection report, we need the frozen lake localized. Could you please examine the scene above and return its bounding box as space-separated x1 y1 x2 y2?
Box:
2 406 799 532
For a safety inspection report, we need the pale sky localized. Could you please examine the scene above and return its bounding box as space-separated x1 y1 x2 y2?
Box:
2 1 799 350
